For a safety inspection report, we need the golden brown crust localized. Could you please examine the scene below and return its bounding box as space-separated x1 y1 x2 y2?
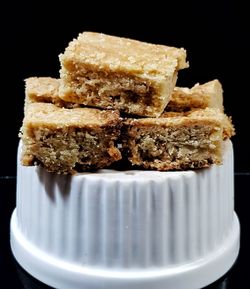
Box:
220 115 235 139
24 102 120 128
25 77 78 108
166 80 224 112
25 77 60 102
60 32 188 75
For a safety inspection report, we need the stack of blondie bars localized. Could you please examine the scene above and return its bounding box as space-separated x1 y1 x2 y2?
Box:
20 32 234 174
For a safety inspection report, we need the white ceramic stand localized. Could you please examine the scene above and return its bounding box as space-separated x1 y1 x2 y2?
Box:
11 141 240 289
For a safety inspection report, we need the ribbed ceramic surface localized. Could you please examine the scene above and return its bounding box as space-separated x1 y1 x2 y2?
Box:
16 141 234 269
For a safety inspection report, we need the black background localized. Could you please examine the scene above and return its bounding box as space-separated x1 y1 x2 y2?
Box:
0 1 249 288
0 0 249 175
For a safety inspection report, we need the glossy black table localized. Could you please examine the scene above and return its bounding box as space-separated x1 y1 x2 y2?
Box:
1 174 249 288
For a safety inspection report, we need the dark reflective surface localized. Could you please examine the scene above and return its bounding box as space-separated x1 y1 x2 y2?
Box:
0 174 248 288
14 257 231 289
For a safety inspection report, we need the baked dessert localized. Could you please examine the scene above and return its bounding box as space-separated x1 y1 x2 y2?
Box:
59 32 188 117
122 108 234 170
12 31 239 289
26 77 223 113
25 77 78 108
26 78 223 113
20 102 122 174
166 79 224 112
23 76 234 172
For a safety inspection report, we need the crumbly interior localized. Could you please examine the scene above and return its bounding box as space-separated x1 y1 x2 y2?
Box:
123 121 223 170
21 103 122 174
60 67 177 117
22 126 121 174
121 108 231 170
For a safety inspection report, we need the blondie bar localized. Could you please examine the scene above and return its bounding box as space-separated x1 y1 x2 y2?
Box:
122 108 234 170
20 102 122 174
166 79 224 112
25 77 78 108
59 32 188 117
